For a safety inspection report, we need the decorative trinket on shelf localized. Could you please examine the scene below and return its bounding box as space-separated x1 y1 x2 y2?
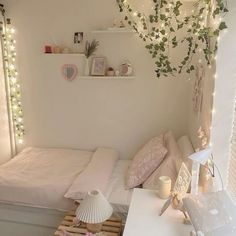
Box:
74 32 84 44
62 47 71 54
53 46 62 54
44 45 53 53
91 57 106 76
106 67 115 76
61 64 78 81
119 61 133 76
84 39 99 76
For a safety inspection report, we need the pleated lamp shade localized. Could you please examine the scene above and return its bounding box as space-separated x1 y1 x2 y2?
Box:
76 190 113 224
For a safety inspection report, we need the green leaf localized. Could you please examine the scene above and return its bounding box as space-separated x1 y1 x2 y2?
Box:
219 22 227 30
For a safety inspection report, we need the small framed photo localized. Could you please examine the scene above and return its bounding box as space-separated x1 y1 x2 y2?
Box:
74 32 84 44
91 57 107 76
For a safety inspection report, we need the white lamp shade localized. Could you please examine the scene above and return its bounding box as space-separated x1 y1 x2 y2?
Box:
189 148 212 165
76 190 113 224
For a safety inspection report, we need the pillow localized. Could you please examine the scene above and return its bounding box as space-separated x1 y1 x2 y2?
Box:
143 131 183 190
64 147 119 200
126 134 167 189
177 135 194 171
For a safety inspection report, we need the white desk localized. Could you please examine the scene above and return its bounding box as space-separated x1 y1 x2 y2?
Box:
123 188 192 236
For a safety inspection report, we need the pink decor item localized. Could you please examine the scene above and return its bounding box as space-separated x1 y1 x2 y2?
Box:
126 134 167 189
61 64 78 81
44 45 52 53
143 131 183 190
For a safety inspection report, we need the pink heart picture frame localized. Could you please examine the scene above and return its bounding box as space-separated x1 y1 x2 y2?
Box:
62 64 78 81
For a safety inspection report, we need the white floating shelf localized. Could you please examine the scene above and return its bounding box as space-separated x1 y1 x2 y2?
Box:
43 53 85 56
79 76 135 80
91 29 135 34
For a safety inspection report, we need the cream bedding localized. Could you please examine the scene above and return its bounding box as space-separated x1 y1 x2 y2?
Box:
64 148 119 200
0 147 93 210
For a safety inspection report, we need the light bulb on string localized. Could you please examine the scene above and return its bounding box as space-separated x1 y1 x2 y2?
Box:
3 19 25 144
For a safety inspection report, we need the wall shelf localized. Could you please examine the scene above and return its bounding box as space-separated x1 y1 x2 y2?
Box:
91 29 135 34
43 53 85 57
79 76 135 80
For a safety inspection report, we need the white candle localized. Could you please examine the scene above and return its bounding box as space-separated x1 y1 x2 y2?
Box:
157 176 171 199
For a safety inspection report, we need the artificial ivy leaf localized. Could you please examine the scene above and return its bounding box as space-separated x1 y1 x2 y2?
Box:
190 65 195 71
160 30 166 35
162 37 168 42
224 8 229 13
160 14 166 20
213 8 220 18
219 22 227 30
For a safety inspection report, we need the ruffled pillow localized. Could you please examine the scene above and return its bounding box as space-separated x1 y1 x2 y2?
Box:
126 134 167 189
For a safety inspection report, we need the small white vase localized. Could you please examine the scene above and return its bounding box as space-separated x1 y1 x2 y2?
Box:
84 58 90 76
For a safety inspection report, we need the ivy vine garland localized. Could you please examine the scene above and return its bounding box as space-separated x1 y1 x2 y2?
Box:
116 0 228 78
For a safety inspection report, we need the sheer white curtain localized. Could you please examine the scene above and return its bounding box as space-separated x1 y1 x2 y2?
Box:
228 99 236 201
0 37 12 163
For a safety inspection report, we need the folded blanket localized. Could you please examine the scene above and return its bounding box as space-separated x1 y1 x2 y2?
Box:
64 147 119 200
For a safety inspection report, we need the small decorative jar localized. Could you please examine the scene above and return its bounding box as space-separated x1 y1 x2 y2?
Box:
106 67 115 76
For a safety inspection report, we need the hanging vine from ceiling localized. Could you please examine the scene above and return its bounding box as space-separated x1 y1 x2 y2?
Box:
116 0 228 78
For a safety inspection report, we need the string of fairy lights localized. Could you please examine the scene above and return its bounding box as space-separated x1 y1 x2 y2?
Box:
1 18 24 144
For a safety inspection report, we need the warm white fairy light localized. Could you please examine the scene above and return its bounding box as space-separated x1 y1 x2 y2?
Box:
2 21 25 144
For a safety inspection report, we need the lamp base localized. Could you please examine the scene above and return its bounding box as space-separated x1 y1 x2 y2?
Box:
86 223 103 233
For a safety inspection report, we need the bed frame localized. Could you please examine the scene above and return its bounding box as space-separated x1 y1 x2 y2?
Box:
0 203 65 236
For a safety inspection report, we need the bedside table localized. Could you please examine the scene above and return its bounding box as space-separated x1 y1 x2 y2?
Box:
123 188 193 236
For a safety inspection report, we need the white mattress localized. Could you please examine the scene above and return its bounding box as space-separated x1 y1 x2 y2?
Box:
105 160 133 218
0 147 93 210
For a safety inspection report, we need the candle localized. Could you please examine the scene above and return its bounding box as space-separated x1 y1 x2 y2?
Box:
157 176 171 199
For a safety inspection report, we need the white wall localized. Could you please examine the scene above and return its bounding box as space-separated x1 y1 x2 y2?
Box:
3 0 192 159
211 1 236 186
0 42 12 164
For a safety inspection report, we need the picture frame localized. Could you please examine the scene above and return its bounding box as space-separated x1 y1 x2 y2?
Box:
91 57 106 76
74 32 84 44
61 64 78 81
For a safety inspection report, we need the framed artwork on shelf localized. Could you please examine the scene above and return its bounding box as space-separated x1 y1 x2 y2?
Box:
91 57 107 76
74 32 84 44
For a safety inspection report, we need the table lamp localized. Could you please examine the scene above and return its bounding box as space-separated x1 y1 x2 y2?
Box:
76 189 113 233
188 148 212 195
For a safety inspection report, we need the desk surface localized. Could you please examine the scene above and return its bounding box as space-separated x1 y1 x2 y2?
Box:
123 188 192 236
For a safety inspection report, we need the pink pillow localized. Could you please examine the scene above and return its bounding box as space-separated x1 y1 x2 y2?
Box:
143 131 183 190
126 134 167 189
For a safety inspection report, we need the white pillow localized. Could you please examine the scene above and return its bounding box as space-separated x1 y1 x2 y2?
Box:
64 148 119 200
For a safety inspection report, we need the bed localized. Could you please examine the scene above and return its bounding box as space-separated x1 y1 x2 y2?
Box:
0 146 132 235
0 132 194 236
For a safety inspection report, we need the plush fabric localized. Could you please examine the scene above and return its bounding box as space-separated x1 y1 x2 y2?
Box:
126 134 167 189
143 131 183 190
65 147 119 200
0 147 93 210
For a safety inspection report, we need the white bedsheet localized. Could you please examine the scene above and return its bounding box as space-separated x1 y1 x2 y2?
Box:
0 147 93 210
106 160 133 216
